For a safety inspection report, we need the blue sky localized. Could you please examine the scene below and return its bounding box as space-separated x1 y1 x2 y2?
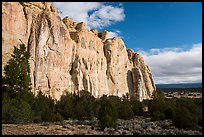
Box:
103 2 202 51
53 2 202 84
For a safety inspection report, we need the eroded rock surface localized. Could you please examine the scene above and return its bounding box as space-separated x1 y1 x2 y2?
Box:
2 2 156 101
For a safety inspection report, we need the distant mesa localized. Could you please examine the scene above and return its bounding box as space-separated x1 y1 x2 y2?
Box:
156 83 202 89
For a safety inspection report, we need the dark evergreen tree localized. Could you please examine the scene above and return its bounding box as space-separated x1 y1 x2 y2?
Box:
32 91 59 122
98 95 117 129
3 44 32 95
130 96 144 116
173 106 198 130
2 44 34 123
73 90 95 120
118 99 134 120
148 91 166 121
2 97 34 124
56 91 75 119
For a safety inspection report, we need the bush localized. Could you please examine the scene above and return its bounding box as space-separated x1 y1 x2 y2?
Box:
148 91 176 121
193 98 202 127
49 112 64 122
151 111 165 121
32 91 56 122
56 92 75 119
3 44 32 94
98 95 117 129
2 98 34 124
172 98 201 130
164 107 174 119
175 98 198 115
130 96 144 116
118 100 134 120
148 98 166 121
173 106 198 130
2 44 34 124
163 99 176 119
56 90 96 120
73 90 96 120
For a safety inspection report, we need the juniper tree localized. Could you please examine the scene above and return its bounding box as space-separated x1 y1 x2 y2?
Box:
2 44 33 101
2 44 35 123
98 95 117 129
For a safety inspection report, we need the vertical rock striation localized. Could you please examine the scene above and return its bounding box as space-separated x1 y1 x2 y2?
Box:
2 2 156 101
127 49 156 101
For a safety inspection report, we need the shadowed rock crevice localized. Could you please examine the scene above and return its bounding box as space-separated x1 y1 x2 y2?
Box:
69 55 80 91
127 70 134 96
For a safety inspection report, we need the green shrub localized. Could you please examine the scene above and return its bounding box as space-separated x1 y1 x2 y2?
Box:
164 107 174 119
151 111 165 121
2 44 34 124
148 99 166 121
118 100 134 120
163 99 176 119
56 92 75 119
130 96 144 116
173 106 198 130
172 98 201 130
56 90 96 120
32 91 56 122
193 98 202 127
49 112 64 122
98 95 117 129
2 98 34 124
73 90 95 120
3 44 32 94
148 91 177 121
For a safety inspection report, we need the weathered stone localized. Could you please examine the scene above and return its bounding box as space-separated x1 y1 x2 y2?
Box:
2 2 156 101
62 16 77 32
91 29 98 36
127 48 156 101
41 122 50 126
62 124 70 129
104 128 115 135
83 120 91 125
133 124 142 130
98 30 108 41
75 22 87 31
103 37 138 97
35 131 46 135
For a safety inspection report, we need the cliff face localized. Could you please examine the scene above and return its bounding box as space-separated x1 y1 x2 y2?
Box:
2 2 156 101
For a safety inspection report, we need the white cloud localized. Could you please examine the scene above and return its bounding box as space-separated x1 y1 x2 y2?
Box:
107 31 118 39
138 43 202 84
53 2 125 29
88 5 125 29
107 30 123 39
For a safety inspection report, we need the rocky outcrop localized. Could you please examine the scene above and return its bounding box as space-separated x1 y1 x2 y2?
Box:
2 2 156 101
127 49 156 101
62 16 77 32
2 2 74 100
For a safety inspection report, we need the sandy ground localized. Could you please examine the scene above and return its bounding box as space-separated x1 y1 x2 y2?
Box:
2 123 104 135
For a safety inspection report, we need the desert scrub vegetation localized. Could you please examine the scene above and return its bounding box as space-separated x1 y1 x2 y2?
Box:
147 91 202 130
2 44 202 130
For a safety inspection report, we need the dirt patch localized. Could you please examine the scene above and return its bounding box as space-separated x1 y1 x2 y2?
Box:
2 123 104 135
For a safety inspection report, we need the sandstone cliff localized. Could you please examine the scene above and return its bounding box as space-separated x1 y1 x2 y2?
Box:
2 2 156 101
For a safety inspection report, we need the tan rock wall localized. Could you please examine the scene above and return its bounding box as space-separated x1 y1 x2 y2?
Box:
2 2 156 101
104 38 132 97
